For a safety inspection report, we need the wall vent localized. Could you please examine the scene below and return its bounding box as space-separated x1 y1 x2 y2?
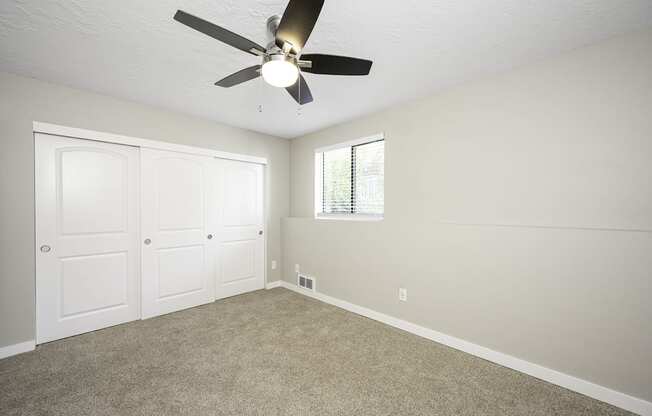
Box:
297 274 315 292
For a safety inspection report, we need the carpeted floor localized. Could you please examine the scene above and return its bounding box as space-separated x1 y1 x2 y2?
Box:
0 288 635 415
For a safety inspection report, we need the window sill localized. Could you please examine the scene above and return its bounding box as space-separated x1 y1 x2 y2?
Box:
315 214 384 222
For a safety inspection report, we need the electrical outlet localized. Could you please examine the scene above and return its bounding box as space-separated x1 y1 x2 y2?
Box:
271 260 277 270
294 264 300 273
399 288 407 302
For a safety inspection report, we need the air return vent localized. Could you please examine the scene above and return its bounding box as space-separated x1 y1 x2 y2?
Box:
297 274 315 292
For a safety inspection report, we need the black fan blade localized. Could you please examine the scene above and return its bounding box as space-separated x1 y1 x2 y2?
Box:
174 10 266 56
300 54 372 75
275 0 324 53
285 74 313 105
215 65 261 87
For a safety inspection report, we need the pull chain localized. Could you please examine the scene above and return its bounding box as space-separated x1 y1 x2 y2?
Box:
297 73 302 116
257 74 264 113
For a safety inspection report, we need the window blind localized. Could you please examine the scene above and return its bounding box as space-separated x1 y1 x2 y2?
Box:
320 139 384 215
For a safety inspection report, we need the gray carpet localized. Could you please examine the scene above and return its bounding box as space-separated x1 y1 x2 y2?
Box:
0 288 635 415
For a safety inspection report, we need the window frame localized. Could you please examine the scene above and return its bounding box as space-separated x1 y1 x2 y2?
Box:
314 133 385 221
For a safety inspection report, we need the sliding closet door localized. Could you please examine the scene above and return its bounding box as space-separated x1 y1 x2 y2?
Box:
35 134 140 344
141 148 215 318
214 158 265 299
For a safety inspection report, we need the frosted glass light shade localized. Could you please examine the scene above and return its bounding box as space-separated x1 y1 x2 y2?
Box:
262 56 299 88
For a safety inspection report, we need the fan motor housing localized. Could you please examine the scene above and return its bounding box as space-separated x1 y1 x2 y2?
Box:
263 53 297 66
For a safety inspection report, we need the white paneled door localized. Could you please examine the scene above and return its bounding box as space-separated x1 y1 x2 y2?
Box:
35 134 140 344
214 159 265 299
35 129 266 338
140 148 215 318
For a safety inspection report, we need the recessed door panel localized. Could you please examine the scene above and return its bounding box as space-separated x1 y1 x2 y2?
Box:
223 165 259 226
157 246 204 299
221 240 256 284
141 148 214 318
59 149 128 235
156 157 204 230
36 134 140 344
60 252 128 317
214 159 264 299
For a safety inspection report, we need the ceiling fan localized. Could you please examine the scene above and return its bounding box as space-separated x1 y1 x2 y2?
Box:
173 0 373 105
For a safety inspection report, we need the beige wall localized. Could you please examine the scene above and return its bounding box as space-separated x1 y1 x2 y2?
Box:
0 71 289 349
284 29 652 402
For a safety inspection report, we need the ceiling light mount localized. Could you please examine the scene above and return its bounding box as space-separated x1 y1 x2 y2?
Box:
266 14 282 45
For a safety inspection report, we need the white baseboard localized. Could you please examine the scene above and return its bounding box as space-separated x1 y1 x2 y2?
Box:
0 340 35 360
278 281 651 416
265 280 283 289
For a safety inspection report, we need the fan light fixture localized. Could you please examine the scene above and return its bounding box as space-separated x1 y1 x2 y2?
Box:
261 54 299 88
173 0 374 105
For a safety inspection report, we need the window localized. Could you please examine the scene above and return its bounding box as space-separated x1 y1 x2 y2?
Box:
315 134 384 220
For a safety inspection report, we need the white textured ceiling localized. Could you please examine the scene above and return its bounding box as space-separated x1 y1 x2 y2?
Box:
1 1 651 138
